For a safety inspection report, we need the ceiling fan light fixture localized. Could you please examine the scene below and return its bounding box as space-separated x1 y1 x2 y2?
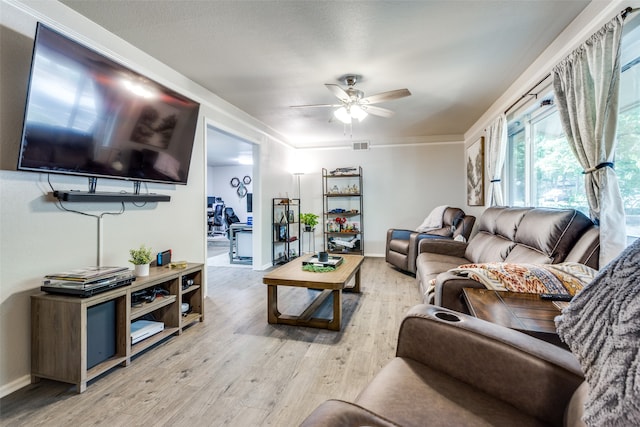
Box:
350 105 368 122
334 106 352 124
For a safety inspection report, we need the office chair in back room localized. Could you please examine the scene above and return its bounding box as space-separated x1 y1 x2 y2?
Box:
224 207 241 227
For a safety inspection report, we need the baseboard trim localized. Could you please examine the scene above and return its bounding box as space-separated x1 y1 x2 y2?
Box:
1 374 30 398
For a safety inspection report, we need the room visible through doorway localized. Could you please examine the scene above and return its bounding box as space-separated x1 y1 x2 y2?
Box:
205 125 257 269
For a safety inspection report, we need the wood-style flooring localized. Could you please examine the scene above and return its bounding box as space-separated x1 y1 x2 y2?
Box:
1 257 421 426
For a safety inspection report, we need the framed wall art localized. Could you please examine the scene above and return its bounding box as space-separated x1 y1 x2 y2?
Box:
466 136 485 206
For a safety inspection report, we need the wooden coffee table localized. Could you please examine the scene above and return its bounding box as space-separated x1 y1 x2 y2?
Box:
462 288 566 347
262 254 364 331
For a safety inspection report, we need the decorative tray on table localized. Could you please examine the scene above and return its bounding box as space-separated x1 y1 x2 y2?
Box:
302 255 344 268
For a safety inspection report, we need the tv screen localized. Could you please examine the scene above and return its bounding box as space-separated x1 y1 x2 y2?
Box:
18 23 200 185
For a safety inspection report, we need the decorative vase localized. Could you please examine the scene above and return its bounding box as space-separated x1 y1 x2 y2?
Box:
134 263 150 277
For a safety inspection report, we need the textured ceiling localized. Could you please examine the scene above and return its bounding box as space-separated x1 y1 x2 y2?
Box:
60 0 590 152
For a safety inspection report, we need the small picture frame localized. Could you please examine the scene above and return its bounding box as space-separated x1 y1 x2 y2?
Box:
466 136 485 206
276 224 287 241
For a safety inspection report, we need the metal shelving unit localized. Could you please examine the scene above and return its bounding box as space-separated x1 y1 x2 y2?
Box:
272 198 301 265
322 167 363 255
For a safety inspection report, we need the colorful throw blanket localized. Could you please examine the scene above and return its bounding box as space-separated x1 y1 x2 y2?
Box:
450 262 597 295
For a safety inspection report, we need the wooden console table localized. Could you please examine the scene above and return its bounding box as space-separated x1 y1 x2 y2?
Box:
462 288 566 347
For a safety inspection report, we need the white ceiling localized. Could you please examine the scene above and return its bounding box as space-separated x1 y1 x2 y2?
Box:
206 127 254 167
59 0 591 162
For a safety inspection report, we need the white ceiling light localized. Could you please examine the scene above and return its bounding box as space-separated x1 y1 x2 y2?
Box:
334 106 351 124
333 105 368 124
293 75 409 126
350 105 367 121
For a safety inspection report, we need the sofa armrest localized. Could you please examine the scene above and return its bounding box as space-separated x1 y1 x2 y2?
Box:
407 234 449 273
418 238 467 257
387 228 414 242
300 399 400 427
396 304 584 426
434 271 485 313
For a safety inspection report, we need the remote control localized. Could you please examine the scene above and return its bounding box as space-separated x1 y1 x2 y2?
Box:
539 293 573 302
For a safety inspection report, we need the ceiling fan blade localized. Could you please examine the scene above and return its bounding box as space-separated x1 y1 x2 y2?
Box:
361 105 395 118
290 103 341 108
360 88 411 105
325 84 350 102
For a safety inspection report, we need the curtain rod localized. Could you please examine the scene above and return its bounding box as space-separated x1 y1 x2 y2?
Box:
503 6 637 116
503 73 551 115
621 6 638 19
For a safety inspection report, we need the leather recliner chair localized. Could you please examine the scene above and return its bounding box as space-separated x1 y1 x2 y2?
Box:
301 304 587 427
385 207 475 274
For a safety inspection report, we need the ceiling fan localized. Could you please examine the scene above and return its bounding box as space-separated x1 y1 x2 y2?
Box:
291 75 411 124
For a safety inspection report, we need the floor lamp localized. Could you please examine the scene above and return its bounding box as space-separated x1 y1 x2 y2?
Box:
294 172 304 200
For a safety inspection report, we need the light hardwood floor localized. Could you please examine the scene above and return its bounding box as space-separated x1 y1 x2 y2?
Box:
1 257 421 426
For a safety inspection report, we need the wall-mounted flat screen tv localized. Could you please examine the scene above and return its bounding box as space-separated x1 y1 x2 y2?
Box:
18 23 200 185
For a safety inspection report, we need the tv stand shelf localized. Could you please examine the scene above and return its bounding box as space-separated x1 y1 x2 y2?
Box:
131 294 177 320
53 190 170 203
31 263 204 393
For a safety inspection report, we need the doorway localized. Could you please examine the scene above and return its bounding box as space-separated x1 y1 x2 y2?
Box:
205 125 257 268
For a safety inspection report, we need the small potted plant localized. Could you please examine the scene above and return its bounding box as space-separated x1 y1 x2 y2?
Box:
129 244 153 277
299 213 319 231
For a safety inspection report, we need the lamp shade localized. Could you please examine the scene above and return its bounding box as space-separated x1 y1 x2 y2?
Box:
334 105 369 124
350 105 368 122
334 107 352 124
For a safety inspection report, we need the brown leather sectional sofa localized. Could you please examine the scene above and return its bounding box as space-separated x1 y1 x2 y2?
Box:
301 304 588 427
302 207 601 426
385 207 476 274
415 206 600 313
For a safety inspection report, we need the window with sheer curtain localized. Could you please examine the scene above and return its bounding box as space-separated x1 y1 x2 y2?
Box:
505 21 640 245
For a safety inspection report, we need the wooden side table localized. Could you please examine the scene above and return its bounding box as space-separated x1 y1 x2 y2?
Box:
462 288 567 347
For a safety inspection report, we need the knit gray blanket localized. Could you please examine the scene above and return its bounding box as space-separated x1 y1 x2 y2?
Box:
556 238 640 426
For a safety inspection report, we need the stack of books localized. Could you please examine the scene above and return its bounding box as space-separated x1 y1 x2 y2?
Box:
42 266 135 297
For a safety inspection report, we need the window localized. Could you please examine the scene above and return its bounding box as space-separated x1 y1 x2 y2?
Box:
616 22 640 242
505 19 640 243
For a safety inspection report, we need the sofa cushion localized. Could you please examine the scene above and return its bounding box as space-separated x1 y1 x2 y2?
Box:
514 208 594 263
494 207 531 240
564 226 600 269
415 253 469 301
464 232 516 263
504 244 554 263
416 253 468 283
355 357 548 427
464 207 530 262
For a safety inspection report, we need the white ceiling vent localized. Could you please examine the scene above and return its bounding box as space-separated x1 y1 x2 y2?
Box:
352 140 370 151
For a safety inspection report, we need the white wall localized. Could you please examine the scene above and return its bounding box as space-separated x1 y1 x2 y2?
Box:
0 0 294 396
207 165 254 223
295 141 465 256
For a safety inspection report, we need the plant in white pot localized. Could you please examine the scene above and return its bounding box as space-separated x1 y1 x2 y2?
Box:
129 244 153 277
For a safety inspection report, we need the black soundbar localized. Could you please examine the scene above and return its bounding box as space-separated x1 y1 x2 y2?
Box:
54 191 170 203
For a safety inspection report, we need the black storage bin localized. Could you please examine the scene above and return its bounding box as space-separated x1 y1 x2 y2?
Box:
87 300 116 369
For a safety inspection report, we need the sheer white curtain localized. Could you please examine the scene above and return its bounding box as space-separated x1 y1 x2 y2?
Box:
553 15 626 266
486 114 507 206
